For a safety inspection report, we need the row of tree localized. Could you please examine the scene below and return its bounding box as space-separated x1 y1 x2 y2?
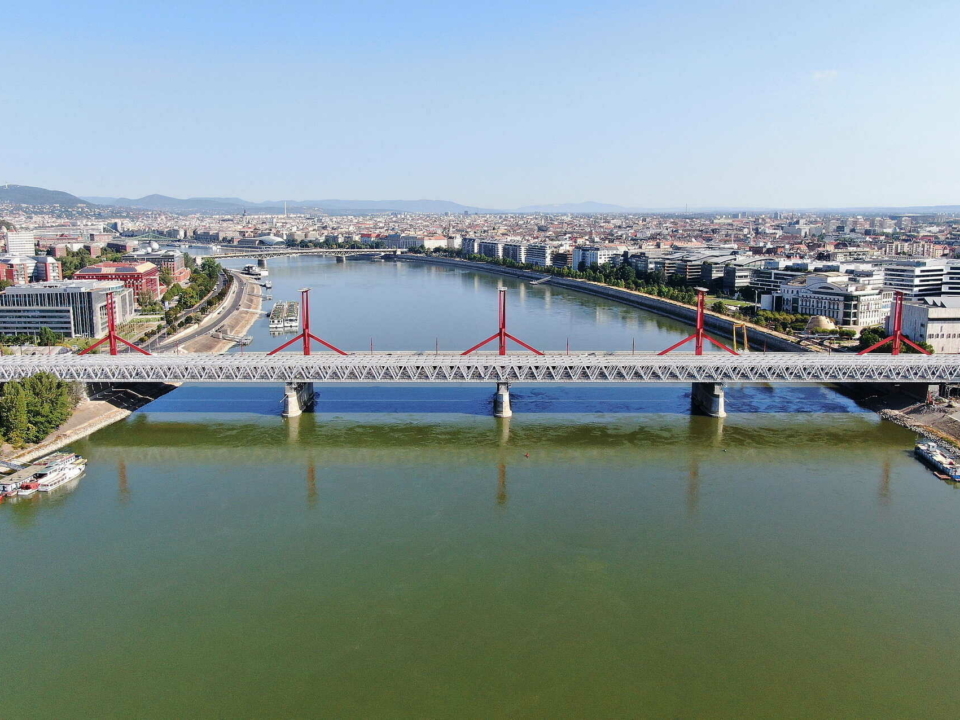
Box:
140 262 230 343
0 373 79 446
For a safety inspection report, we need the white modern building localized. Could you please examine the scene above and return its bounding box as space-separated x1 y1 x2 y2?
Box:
3 231 36 256
573 245 624 270
525 244 553 268
881 259 948 300
774 273 892 329
900 297 960 354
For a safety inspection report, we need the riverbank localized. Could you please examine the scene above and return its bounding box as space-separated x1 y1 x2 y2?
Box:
395 254 811 353
179 271 263 353
0 273 263 460
2 383 179 463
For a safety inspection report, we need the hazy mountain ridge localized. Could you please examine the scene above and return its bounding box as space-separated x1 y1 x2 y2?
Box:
0 185 90 207
0 185 951 215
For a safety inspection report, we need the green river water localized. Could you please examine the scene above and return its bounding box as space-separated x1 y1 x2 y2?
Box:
1 257 958 719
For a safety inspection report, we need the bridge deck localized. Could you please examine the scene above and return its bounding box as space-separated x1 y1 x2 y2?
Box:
0 352 955 384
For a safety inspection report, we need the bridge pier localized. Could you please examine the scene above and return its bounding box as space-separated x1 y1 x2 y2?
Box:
283 382 315 418
691 382 726 418
494 382 512 418
335 256 346 263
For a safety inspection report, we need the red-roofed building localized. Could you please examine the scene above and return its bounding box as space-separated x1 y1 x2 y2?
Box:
74 261 162 302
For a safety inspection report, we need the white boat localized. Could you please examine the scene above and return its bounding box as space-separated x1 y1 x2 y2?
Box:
17 482 38 496
36 454 86 492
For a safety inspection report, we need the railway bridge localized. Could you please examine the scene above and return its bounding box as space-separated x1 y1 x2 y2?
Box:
34 286 941 418
0 351 953 418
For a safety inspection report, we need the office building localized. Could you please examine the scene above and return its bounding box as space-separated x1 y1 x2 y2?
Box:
74 261 162 301
881 259 947 300
900 297 960 353
0 280 133 337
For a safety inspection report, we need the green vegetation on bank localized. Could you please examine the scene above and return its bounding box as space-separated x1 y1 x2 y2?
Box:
0 372 79 446
857 327 934 354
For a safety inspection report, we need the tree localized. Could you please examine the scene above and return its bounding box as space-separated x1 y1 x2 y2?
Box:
36 326 60 347
0 381 31 447
711 301 726 314
21 372 75 440
159 267 174 287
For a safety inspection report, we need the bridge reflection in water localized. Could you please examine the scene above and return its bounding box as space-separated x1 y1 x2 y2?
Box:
89 406 910 511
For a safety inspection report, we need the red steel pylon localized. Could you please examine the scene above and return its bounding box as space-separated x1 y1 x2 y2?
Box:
79 292 150 356
462 288 543 356
268 288 347 356
858 290 930 355
658 288 738 356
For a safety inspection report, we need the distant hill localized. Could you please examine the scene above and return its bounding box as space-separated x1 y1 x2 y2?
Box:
0 185 89 207
282 199 495 213
83 194 495 214
514 201 640 213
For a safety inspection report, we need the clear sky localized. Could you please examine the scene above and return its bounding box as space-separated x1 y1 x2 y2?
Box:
3 0 958 208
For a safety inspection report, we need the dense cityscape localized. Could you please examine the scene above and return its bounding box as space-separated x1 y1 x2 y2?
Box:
4 187 960 353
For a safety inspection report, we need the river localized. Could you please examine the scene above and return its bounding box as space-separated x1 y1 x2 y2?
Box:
2 255 959 719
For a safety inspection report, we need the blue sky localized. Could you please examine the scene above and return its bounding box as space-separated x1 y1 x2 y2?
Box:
3 0 958 208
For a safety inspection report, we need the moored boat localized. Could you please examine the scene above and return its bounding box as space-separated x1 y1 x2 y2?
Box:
18 482 39 496
35 454 86 492
915 441 960 481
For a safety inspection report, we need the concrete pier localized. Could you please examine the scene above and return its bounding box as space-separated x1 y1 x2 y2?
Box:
283 382 315 418
494 382 513 418
691 382 726 418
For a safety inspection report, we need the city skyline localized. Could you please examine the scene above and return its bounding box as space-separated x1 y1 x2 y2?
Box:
4 0 959 208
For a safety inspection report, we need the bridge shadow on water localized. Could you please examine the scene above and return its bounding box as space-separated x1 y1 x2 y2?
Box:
139 383 872 417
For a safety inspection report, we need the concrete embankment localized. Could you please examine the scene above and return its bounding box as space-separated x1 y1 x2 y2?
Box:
396 255 809 353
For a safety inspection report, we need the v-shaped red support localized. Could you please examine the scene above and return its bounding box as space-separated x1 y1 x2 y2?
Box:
462 288 543 356
79 292 150 356
658 288 738 356
268 288 348 356
858 290 930 355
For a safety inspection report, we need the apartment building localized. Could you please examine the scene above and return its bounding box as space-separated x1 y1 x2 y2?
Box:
3 231 36 256
524 244 553 268
501 243 526 264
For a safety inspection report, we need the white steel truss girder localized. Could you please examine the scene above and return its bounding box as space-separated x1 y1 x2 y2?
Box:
0 352 957 385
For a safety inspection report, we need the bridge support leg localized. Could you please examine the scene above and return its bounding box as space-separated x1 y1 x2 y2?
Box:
335 256 346 263
283 382 315 418
691 382 726 418
494 382 513 418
